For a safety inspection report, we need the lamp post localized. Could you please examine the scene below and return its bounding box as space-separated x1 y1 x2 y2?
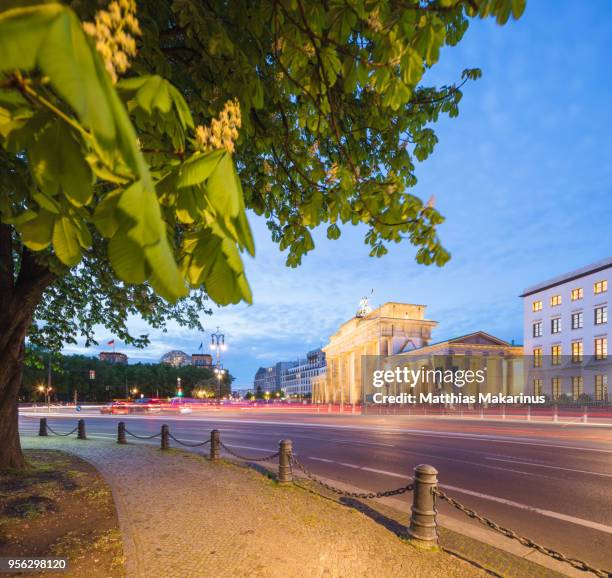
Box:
38 384 52 411
211 327 227 399
214 367 226 398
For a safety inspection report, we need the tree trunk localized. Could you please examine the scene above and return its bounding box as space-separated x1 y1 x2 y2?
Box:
0 333 28 469
0 224 55 470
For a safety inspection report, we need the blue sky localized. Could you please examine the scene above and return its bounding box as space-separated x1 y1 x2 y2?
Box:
66 1 612 386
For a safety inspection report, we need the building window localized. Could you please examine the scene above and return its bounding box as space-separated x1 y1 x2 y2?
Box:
533 347 542 368
551 317 562 334
532 300 543 312
533 378 543 396
532 322 542 338
594 305 608 325
594 280 608 294
571 311 583 330
551 377 561 399
571 376 584 400
595 375 608 402
571 341 583 363
551 344 561 365
571 288 583 301
550 294 562 307
595 337 608 360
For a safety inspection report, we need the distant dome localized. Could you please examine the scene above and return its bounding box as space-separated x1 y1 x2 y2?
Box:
161 350 190 367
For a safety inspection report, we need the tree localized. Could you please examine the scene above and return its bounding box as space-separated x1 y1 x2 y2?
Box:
0 0 524 469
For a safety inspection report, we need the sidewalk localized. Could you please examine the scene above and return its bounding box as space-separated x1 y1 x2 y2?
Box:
21 437 487 578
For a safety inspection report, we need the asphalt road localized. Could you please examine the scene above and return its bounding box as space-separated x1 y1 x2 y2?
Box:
18 410 612 571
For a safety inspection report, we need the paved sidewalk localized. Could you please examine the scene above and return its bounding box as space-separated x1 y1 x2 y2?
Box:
22 437 487 578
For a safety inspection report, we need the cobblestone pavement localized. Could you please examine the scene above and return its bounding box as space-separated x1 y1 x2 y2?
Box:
22 437 488 578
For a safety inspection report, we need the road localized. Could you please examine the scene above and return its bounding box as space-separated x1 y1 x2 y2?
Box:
18 410 612 571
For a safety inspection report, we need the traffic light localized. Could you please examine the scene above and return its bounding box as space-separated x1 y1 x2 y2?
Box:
177 388 183 397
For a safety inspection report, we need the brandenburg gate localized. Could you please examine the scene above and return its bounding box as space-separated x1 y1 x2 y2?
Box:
314 302 438 403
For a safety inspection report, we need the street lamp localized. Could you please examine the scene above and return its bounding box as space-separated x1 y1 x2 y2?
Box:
211 327 227 398
211 327 226 364
214 367 226 398
37 384 52 410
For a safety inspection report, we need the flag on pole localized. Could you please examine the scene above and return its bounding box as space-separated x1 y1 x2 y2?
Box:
108 340 115 346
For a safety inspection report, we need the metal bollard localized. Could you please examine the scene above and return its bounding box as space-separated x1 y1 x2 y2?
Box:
77 419 87 440
117 422 126 444
160 424 169 450
209 429 220 460
407 464 439 550
278 439 293 484
38 418 48 437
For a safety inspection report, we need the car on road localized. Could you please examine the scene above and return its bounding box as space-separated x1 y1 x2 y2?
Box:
100 402 129 415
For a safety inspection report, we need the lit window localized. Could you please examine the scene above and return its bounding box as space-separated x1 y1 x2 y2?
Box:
594 280 608 294
571 341 583 363
533 347 542 368
551 317 562 334
571 288 583 301
532 322 542 338
595 375 608 401
533 379 543 396
595 337 608 360
550 295 562 307
571 311 583 329
551 344 561 365
532 300 543 312
551 377 561 399
594 306 608 325
571 376 584 400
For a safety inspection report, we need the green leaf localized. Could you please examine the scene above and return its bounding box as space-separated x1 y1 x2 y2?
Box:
18 209 55 250
108 232 147 284
52 215 82 266
327 223 341 240
177 150 224 188
135 76 172 114
92 188 122 237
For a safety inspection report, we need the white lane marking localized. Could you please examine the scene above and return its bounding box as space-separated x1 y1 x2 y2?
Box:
486 457 612 478
361 466 406 478
19 413 612 454
306 456 612 534
328 438 395 448
439 483 612 535
226 444 276 452
294 457 406 478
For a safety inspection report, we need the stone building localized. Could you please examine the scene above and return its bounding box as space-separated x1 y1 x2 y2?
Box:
99 351 128 365
281 348 326 398
521 257 610 400
313 302 437 404
380 332 523 402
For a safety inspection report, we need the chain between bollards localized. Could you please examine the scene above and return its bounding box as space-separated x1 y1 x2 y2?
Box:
117 421 126 444
38 418 48 437
406 464 439 550
277 439 293 484
209 429 220 460
77 419 87 440
160 424 169 450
